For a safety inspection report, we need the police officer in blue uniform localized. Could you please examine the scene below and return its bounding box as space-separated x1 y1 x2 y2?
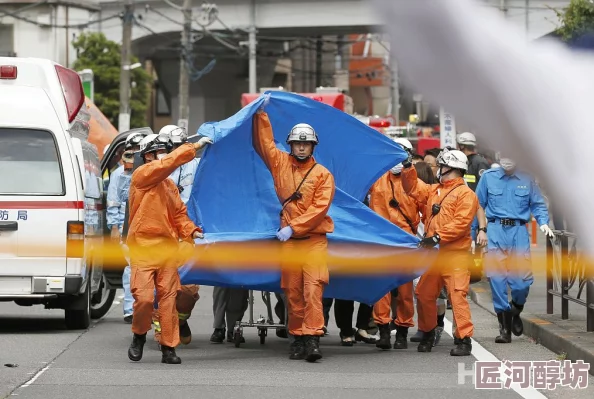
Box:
475 158 553 343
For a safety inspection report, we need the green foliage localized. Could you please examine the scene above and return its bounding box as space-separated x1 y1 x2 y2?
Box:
554 0 594 42
72 32 150 129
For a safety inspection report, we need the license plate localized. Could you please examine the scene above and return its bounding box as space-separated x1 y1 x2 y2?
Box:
0 277 32 294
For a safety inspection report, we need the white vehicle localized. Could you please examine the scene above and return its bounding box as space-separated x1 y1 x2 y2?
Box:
0 57 114 329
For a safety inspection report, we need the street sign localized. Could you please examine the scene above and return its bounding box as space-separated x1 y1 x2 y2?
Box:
440 107 456 148
78 69 94 102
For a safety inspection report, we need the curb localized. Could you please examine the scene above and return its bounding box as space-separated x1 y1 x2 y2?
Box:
468 283 594 376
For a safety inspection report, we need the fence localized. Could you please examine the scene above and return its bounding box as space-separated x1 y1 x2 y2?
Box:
546 230 594 332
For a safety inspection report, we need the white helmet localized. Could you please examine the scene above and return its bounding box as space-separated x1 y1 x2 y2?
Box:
138 133 172 155
457 132 476 147
286 123 319 145
125 131 147 150
436 148 468 172
159 125 187 145
394 137 413 152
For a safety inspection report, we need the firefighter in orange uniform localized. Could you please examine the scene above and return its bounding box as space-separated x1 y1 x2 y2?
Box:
126 133 212 364
370 138 423 350
252 106 335 363
401 148 478 356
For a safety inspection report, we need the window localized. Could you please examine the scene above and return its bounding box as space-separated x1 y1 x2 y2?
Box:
155 83 171 116
0 129 64 195
0 24 15 56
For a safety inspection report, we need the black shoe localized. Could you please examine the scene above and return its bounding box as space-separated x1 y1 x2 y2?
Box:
304 335 323 362
340 331 355 347
495 312 512 344
289 336 305 360
394 326 408 349
124 315 133 324
276 328 288 339
322 326 329 336
161 345 182 364
450 337 472 356
510 302 524 336
210 328 225 343
410 330 423 342
355 329 376 344
180 321 192 345
227 333 245 343
376 324 391 350
128 333 146 362
417 329 435 352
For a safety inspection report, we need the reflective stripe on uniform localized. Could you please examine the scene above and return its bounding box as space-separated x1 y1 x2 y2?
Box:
107 200 121 207
178 312 190 321
464 174 476 184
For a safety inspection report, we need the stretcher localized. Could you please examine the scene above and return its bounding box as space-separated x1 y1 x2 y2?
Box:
232 290 288 347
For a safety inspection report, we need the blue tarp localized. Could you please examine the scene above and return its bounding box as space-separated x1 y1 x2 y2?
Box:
179 91 432 305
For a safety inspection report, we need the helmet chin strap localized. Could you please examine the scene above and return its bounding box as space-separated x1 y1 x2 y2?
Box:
292 154 312 162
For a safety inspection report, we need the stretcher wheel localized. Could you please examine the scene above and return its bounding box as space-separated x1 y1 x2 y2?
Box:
258 327 267 345
234 330 242 348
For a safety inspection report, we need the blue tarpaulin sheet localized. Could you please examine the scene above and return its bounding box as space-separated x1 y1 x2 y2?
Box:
179 91 432 305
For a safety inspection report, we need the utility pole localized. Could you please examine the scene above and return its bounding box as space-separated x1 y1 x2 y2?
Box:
248 0 257 93
390 57 399 126
177 0 193 130
118 0 134 133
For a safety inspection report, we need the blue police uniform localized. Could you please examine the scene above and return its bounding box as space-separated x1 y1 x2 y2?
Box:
106 164 134 318
476 168 549 314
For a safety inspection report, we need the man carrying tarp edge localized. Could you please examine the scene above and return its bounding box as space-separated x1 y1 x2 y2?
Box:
252 101 336 363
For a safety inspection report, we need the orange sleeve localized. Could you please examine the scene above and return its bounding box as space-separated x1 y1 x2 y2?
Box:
172 191 202 239
252 111 282 170
436 189 479 243
401 166 430 206
132 143 196 190
289 171 336 236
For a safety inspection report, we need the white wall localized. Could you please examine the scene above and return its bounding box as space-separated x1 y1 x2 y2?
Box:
0 4 97 67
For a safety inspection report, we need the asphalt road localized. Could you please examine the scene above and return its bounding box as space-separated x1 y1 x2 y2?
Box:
1 286 592 399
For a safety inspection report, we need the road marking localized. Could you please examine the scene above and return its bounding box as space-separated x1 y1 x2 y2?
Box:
443 317 547 399
19 362 51 388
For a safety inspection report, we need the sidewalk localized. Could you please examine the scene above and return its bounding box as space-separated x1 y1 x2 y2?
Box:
468 270 594 376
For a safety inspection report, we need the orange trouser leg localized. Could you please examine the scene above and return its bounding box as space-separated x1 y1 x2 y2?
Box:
155 265 181 347
395 281 415 328
415 270 443 333
281 236 328 336
131 266 158 336
373 293 392 325
442 264 473 339
177 284 200 322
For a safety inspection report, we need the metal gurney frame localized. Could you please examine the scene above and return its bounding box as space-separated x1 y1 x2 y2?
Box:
232 290 288 347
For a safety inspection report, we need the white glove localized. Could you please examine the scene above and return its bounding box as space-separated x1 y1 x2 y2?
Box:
276 226 293 242
260 93 271 111
193 230 204 239
197 136 213 148
540 224 554 238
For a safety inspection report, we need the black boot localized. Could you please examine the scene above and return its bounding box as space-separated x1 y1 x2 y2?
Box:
210 328 225 343
304 335 323 362
128 333 146 362
375 324 391 350
510 302 524 336
417 329 435 352
394 326 408 349
495 312 512 343
161 345 182 364
289 336 305 360
450 337 472 356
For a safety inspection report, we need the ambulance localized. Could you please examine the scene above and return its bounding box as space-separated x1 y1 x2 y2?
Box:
0 57 115 329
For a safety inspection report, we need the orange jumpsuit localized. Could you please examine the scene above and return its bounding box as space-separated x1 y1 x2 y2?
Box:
401 167 478 339
127 143 201 348
369 172 422 328
253 111 336 337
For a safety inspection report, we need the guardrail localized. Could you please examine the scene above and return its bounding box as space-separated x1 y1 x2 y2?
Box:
546 230 594 332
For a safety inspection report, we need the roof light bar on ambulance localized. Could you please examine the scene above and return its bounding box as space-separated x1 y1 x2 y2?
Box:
0 65 17 79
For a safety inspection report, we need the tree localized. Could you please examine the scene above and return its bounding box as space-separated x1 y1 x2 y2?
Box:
72 32 150 129
554 0 594 42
